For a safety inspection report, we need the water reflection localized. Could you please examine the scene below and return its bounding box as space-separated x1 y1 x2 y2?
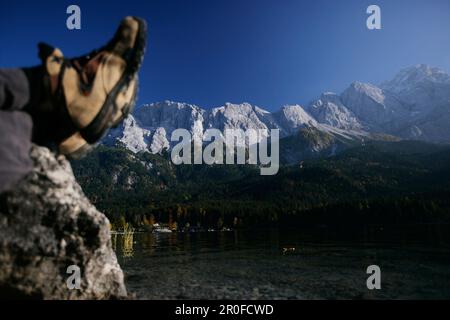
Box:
112 232 135 258
111 226 450 299
112 225 450 260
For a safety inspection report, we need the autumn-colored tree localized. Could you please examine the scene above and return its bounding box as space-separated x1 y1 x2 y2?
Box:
149 214 155 226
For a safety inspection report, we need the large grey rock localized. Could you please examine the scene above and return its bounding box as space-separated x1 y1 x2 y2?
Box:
0 145 127 299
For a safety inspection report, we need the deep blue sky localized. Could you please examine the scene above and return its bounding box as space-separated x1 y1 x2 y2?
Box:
1 0 450 110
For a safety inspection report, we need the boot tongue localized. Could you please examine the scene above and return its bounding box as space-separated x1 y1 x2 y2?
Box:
38 42 56 62
38 42 65 94
71 51 105 95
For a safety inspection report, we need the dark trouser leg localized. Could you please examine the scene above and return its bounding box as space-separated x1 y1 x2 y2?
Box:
0 68 31 110
0 69 35 193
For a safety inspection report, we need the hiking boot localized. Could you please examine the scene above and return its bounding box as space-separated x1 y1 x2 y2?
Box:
32 16 147 158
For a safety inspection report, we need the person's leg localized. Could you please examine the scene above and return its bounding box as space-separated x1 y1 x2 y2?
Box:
0 68 32 111
13 17 146 158
0 110 33 193
0 68 44 192
0 16 147 193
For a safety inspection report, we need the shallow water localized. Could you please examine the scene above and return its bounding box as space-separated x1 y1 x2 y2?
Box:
112 226 450 299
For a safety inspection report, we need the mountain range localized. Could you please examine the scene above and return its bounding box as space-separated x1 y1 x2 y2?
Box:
103 64 450 161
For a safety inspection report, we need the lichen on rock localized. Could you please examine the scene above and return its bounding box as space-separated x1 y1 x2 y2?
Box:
0 145 127 299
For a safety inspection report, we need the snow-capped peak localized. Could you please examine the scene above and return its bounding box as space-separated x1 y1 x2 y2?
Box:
381 64 450 93
275 104 318 134
306 92 362 130
103 64 450 154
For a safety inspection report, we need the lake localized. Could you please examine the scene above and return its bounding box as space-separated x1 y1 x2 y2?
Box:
112 225 450 299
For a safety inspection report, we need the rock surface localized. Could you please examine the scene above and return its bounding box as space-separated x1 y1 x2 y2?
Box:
0 145 127 299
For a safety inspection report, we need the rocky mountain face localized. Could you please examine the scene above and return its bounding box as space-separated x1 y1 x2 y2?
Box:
104 101 367 155
104 64 450 156
0 146 127 299
380 64 450 141
305 92 363 131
